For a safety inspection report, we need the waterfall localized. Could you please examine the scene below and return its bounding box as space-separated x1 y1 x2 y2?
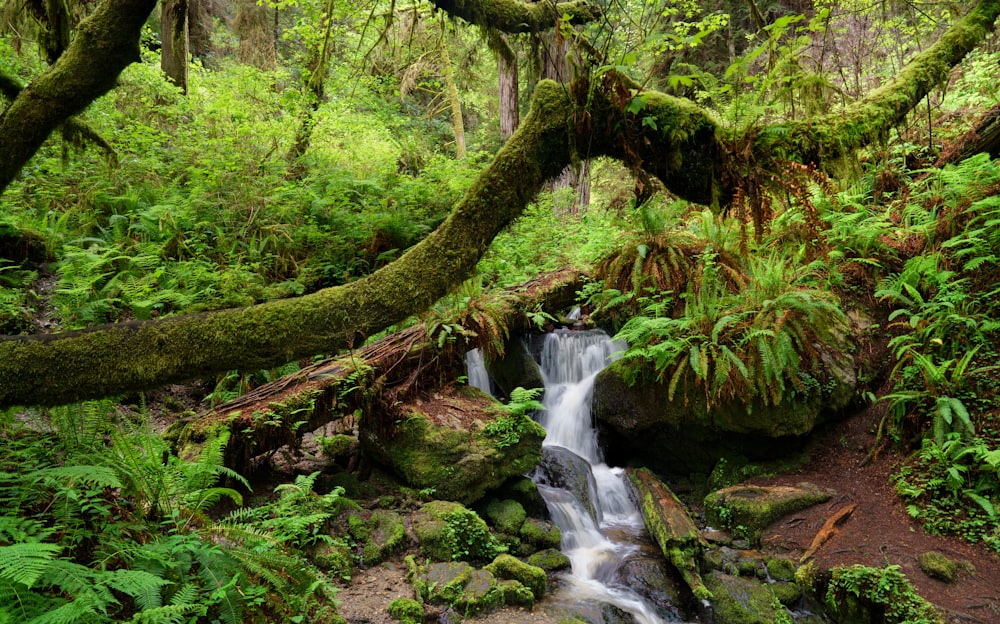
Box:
532 330 666 624
468 330 686 623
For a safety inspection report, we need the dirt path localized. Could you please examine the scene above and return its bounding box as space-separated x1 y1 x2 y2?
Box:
747 408 1000 623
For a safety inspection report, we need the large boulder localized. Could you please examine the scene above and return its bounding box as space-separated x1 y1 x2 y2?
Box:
704 483 833 546
360 386 545 505
531 445 601 524
485 337 545 398
593 351 856 474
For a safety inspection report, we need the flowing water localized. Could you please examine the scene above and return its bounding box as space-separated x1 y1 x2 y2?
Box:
469 329 681 623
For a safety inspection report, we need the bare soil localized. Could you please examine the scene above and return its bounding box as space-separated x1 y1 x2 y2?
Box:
747 407 1000 624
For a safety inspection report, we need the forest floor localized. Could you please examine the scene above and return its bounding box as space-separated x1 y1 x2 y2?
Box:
745 405 1000 624
329 401 1000 624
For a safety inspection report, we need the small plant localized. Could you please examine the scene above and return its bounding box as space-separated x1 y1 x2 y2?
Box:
484 387 544 449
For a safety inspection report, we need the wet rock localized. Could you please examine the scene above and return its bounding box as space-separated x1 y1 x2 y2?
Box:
360 387 544 505
532 445 601 524
525 548 571 571
484 553 547 599
519 517 562 550
704 483 832 545
703 571 793 624
498 476 549 519
486 337 545 398
613 555 688 621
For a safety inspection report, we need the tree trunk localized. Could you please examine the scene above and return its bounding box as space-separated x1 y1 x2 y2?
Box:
498 34 519 139
0 0 155 193
170 268 583 469
233 0 276 70
541 29 590 212
440 39 467 159
161 0 189 93
188 0 214 60
936 102 1000 166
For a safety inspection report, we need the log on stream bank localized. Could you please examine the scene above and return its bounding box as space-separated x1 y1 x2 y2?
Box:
167 268 583 472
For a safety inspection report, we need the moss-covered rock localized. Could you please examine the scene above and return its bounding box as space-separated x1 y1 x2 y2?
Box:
413 500 504 562
520 517 562 550
498 579 535 607
825 564 943 624
484 553 547 599
593 355 855 474
360 509 408 565
405 555 516 616
317 434 355 462
360 387 545 505
534 445 601 524
766 557 797 582
526 548 571 571
311 540 355 580
918 551 959 583
770 581 803 607
387 597 424 624
704 483 832 545
703 571 793 624
498 476 548 518
484 498 527 535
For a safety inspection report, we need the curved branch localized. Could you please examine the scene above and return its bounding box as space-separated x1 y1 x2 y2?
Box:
0 0 155 193
429 0 602 33
0 82 576 407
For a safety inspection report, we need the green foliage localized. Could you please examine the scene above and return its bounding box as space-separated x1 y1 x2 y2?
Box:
484 387 544 449
825 564 943 624
0 401 341 623
441 508 505 562
614 247 847 408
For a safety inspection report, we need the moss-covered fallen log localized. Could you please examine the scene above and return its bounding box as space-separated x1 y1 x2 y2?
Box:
169 268 583 469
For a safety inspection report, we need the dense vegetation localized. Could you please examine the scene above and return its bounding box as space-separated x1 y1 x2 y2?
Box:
2 0 1000 621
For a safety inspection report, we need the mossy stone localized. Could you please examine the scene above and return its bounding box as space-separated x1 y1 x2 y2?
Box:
520 517 562 550
413 501 502 562
361 509 408 565
770 581 802 607
387 597 424 624
704 483 832 545
484 553 547 599
360 391 545 505
703 571 793 624
499 476 548 518
498 579 535 607
317 434 355 461
485 338 544 397
415 560 474 604
918 551 959 583
312 540 354 580
766 557 797 582
484 498 527 534
526 548 571 571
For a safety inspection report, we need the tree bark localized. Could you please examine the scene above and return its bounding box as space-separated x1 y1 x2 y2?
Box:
161 0 189 93
234 0 276 70
497 35 519 139
428 0 602 33
936 102 1000 166
0 0 155 193
170 268 583 469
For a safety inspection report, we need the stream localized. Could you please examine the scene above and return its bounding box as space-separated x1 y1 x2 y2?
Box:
469 329 691 624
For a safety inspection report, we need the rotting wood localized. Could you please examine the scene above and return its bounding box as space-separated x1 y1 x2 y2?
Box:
169 267 583 471
800 502 857 563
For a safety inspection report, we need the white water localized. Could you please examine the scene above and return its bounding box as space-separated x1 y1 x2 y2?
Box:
533 330 665 624
465 348 492 394
467 332 672 623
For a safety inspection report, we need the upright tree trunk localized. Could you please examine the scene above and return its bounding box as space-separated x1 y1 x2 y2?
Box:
440 39 467 159
188 0 214 61
234 0 276 70
541 30 590 213
498 34 519 139
161 0 189 93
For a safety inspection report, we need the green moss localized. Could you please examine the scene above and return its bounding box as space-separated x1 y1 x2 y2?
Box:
766 557 797 583
704 484 831 545
499 476 548 517
413 501 504 562
519 517 562 550
770 581 802 607
387 597 423 624
484 498 527 535
318 434 355 460
526 548 571 571
361 510 407 565
704 571 793 624
484 553 547 599
917 551 959 583
312 540 354 581
826 565 943 624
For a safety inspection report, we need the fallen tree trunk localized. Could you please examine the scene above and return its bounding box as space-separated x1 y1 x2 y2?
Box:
168 268 583 470
936 102 1000 166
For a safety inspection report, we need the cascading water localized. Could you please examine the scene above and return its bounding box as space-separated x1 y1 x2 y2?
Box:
532 330 666 624
468 329 684 623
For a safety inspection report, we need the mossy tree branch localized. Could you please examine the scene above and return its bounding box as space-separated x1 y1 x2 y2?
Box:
428 0 602 33
0 0 155 192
